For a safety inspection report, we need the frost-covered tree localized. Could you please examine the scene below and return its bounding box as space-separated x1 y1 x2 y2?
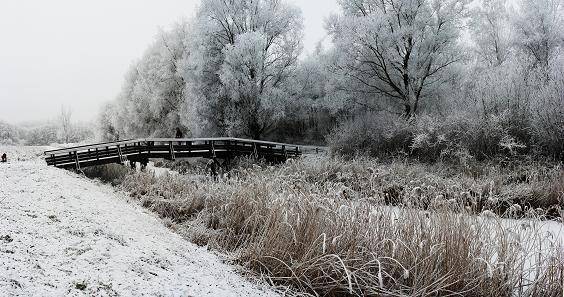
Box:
185 0 303 139
511 0 564 69
0 121 19 145
98 102 120 141
273 49 338 143
24 123 59 146
327 0 468 117
114 21 192 138
529 56 564 157
469 0 511 67
58 105 73 143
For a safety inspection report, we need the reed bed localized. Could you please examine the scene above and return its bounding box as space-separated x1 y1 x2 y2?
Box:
120 157 564 296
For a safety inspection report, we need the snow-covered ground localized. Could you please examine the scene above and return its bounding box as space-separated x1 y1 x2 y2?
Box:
0 146 277 296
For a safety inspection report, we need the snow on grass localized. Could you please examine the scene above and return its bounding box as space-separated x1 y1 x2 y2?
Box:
120 157 564 296
0 146 277 296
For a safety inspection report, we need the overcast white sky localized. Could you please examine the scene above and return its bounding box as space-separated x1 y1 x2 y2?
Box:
0 0 339 124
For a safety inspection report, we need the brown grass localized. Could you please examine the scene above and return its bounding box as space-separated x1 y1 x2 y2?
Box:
82 164 132 186
119 157 564 296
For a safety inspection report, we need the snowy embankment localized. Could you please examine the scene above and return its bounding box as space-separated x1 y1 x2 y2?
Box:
0 146 276 296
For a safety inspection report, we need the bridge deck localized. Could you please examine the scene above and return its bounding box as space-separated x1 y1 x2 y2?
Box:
44 138 302 170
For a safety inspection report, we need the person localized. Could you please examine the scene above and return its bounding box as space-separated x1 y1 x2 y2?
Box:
1 153 6 163
175 127 183 139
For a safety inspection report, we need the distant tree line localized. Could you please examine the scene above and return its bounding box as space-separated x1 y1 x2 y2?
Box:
1 106 95 146
99 0 564 160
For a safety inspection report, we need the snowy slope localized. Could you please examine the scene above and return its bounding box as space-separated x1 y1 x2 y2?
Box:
0 146 277 297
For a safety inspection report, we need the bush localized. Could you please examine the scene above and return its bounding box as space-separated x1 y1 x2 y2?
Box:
328 111 539 163
529 70 564 160
411 111 529 162
327 112 413 159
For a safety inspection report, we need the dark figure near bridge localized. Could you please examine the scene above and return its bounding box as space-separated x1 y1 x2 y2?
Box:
207 158 222 180
1 153 6 163
175 127 183 139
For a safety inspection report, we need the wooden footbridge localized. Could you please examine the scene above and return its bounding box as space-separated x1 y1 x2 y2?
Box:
44 138 302 170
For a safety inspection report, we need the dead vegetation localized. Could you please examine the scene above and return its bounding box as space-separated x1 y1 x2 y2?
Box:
82 164 132 186
117 157 563 296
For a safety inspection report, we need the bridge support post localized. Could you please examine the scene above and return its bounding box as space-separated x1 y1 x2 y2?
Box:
74 151 81 172
253 143 258 159
210 141 216 158
169 141 176 161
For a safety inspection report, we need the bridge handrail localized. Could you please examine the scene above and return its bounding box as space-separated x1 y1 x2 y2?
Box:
44 139 140 155
144 137 301 148
44 137 301 156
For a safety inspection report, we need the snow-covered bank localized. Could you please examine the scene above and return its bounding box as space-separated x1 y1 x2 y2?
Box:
0 146 277 296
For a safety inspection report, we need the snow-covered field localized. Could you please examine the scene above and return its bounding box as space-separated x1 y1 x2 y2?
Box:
0 146 276 296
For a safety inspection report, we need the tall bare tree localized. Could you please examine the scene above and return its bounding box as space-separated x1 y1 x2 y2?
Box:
512 0 564 69
327 0 468 117
59 105 73 143
469 0 511 67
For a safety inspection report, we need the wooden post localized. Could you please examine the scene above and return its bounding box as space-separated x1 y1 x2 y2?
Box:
226 140 232 163
74 151 81 171
169 141 176 161
253 143 258 159
117 145 124 164
210 140 216 158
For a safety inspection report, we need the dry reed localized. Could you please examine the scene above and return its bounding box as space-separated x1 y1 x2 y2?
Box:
120 157 564 296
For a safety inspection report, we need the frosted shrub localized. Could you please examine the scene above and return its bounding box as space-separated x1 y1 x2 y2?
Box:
464 111 528 158
327 112 412 158
330 111 534 162
529 66 564 160
410 114 468 162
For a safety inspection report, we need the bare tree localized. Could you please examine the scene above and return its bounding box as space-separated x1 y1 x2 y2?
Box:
469 0 511 67
512 0 564 69
59 105 73 143
327 0 467 117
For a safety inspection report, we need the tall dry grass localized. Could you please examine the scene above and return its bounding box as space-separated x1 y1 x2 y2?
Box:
120 157 563 296
83 163 132 186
